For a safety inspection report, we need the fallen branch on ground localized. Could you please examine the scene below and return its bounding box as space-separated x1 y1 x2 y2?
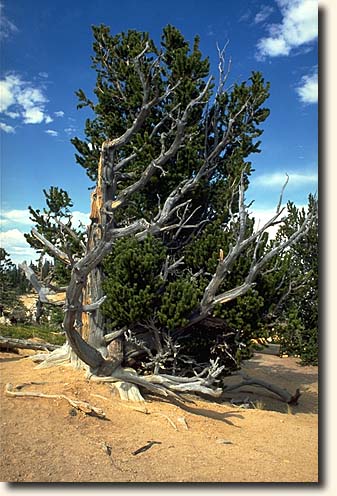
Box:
5 383 107 419
0 336 61 352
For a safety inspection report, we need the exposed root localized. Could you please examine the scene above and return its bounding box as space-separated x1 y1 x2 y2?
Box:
111 380 146 402
27 344 300 405
5 383 107 419
32 342 88 371
89 365 223 402
222 372 301 405
89 369 181 402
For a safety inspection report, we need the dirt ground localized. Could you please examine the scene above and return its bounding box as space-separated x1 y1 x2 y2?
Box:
0 350 318 483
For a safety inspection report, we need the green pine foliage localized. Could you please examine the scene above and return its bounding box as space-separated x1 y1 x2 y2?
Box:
267 195 318 365
25 187 86 285
102 235 200 331
157 278 201 330
71 25 270 229
102 235 167 326
0 249 29 317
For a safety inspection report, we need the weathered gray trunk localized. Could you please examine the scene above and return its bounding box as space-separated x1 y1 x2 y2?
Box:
81 153 124 364
82 253 106 353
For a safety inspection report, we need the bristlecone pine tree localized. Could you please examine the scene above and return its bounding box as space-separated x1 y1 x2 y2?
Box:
21 25 317 402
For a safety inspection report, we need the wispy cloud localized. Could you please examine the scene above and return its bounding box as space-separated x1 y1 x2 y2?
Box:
256 0 317 59
239 9 252 23
45 129 58 137
64 126 76 136
0 2 18 40
0 121 15 133
253 171 317 188
0 73 53 125
254 5 274 24
296 69 318 104
54 110 65 118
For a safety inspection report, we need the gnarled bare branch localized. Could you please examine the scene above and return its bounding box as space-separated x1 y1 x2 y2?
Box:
31 228 71 265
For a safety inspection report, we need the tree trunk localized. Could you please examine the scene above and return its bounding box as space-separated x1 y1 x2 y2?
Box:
82 153 124 363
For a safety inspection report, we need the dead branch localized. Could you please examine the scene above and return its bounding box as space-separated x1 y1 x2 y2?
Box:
161 255 185 280
18 262 52 303
103 77 212 214
199 174 316 315
31 228 71 265
5 383 107 419
0 336 61 352
132 441 162 456
104 327 127 343
54 218 86 251
82 295 107 312
18 262 65 312
89 362 224 401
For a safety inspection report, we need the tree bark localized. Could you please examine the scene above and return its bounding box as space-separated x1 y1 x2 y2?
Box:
82 153 124 363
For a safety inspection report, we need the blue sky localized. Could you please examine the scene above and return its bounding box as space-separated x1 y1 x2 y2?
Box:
0 0 318 264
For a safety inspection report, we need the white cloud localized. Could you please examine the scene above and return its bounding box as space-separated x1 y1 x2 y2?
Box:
0 2 18 40
0 73 52 125
256 0 317 59
54 111 65 118
0 75 16 111
5 110 20 119
254 5 274 24
0 121 15 133
45 129 58 137
38 72 49 79
23 107 45 124
1 208 89 228
71 211 90 227
0 209 33 226
0 229 38 265
253 171 317 188
258 36 290 57
296 70 318 103
0 210 89 264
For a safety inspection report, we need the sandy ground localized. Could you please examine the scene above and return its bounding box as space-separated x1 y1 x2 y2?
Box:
0 350 318 483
